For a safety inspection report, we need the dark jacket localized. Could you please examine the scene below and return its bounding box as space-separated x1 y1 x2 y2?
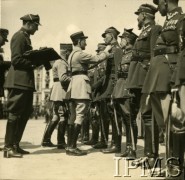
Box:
142 7 184 93
4 28 34 90
127 22 162 89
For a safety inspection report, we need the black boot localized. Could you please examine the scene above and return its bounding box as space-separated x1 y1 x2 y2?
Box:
66 124 74 151
13 144 30 154
4 119 22 158
81 118 89 143
42 121 58 147
93 118 108 149
102 120 122 154
66 124 87 156
84 119 99 145
57 121 67 149
167 132 185 177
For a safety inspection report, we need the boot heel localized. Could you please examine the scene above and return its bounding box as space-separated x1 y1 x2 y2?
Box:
3 149 10 158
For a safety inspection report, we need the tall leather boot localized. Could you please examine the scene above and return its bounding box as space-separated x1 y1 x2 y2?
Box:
42 121 58 147
4 118 22 158
167 132 185 177
93 116 108 149
66 124 74 151
57 121 67 149
14 113 30 154
66 124 87 156
84 118 99 145
144 123 159 167
102 121 122 154
82 118 89 143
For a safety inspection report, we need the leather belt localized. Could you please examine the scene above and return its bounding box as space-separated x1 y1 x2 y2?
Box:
72 71 87 76
154 46 179 56
53 78 59 82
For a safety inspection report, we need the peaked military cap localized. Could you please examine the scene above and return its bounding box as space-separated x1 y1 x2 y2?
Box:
135 4 158 16
119 28 138 44
0 28 9 42
96 43 106 52
20 14 41 25
60 43 73 51
102 27 120 38
70 31 88 42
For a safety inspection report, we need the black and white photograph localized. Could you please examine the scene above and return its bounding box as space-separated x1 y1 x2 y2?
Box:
0 0 185 179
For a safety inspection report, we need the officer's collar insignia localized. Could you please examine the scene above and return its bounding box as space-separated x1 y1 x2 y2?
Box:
167 7 183 20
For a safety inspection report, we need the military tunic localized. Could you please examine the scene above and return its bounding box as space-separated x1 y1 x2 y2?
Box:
4 28 34 90
112 48 132 99
127 23 162 89
96 42 123 100
50 58 70 101
67 46 109 100
142 7 184 93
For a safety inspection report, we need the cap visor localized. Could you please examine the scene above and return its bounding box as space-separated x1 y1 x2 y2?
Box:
102 33 106 38
135 11 139 15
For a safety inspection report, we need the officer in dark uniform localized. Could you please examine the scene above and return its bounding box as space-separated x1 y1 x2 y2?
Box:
85 43 107 146
114 28 138 158
41 44 72 149
0 29 10 98
143 0 185 176
126 4 162 164
3 14 41 158
94 27 123 153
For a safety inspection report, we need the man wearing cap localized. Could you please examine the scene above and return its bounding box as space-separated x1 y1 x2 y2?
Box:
41 44 72 149
0 28 10 98
142 0 185 176
84 43 107 146
3 14 41 158
113 28 138 158
94 27 123 153
126 4 162 164
66 31 111 156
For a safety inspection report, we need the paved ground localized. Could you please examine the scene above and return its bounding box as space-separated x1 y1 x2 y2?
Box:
0 118 170 180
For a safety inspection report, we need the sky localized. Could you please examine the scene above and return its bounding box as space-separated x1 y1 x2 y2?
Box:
1 0 185 59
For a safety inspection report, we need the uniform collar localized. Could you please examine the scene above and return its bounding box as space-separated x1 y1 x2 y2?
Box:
142 22 154 31
20 27 30 37
167 7 183 20
73 46 82 51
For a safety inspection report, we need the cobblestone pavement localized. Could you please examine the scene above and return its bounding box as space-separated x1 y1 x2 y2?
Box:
0 118 168 180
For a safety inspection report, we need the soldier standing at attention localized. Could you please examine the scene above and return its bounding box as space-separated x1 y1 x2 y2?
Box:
113 28 138 158
66 31 111 156
41 44 72 149
99 27 123 154
3 14 41 158
143 0 185 176
126 4 162 164
85 43 107 146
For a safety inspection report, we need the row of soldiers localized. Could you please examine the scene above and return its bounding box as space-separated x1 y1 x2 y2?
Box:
0 0 185 178
41 0 185 177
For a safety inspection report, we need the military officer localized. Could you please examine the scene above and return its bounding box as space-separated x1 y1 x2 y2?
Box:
3 14 41 158
95 27 123 153
114 28 138 158
85 43 107 146
127 4 162 163
41 43 72 149
142 0 185 176
0 28 10 98
66 31 111 156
